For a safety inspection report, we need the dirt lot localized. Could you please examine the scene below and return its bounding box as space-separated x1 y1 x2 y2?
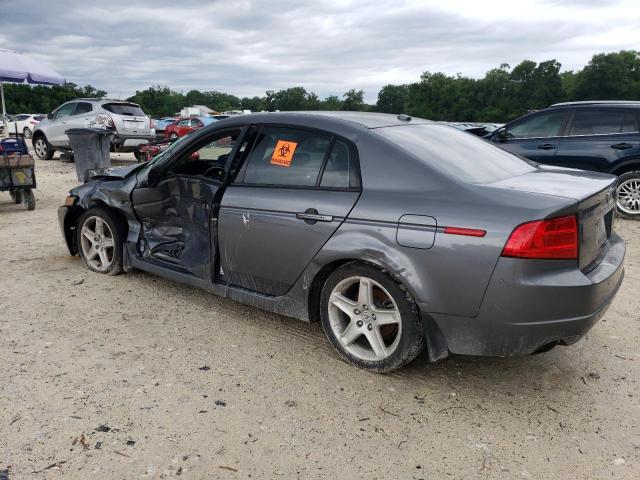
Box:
1 156 639 479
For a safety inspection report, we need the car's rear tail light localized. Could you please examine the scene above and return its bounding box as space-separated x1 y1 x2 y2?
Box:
30 120 38 124
502 215 578 260
96 113 115 129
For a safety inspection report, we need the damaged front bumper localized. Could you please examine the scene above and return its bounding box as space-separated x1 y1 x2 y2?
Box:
58 205 77 255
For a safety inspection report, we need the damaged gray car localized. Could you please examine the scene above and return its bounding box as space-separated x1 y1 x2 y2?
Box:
58 112 625 372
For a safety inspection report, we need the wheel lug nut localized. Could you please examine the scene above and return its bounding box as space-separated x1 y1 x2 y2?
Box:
372 314 376 320
356 320 363 327
363 305 368 310
367 324 373 330
354 309 360 315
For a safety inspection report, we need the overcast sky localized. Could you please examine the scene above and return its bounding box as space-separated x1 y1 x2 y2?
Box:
1 0 639 102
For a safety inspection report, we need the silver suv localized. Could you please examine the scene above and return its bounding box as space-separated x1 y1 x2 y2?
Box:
32 98 155 160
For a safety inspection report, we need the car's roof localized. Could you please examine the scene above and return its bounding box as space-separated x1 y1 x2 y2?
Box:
222 111 433 129
550 100 640 108
69 98 140 104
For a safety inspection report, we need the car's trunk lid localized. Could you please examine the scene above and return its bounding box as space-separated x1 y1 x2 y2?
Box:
489 166 617 271
103 102 150 135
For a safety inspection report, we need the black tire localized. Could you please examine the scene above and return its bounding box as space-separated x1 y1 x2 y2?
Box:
23 189 35 210
169 132 178 141
319 262 425 372
616 171 640 220
33 135 54 160
23 127 32 139
10 190 22 204
133 150 145 162
76 207 125 275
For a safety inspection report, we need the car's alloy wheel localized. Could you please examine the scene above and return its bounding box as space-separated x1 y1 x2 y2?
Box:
320 263 425 372
169 132 178 141
23 127 32 138
34 137 52 160
616 172 640 217
80 216 116 272
77 208 124 275
328 276 402 362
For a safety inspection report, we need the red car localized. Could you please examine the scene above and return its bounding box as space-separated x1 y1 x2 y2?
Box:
164 116 217 140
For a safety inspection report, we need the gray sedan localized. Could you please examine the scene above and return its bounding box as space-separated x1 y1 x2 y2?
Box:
58 112 625 372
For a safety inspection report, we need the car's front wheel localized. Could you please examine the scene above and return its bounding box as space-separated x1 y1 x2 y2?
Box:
77 208 124 275
616 171 640 219
168 132 178 141
320 262 425 372
33 135 54 160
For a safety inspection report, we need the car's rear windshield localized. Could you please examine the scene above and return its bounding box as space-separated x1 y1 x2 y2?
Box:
376 124 536 184
102 103 146 116
34 114 47 121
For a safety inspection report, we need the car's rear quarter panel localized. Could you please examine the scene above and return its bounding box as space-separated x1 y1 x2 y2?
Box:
314 132 579 318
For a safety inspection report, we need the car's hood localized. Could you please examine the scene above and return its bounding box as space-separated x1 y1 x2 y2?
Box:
87 163 145 181
488 165 616 202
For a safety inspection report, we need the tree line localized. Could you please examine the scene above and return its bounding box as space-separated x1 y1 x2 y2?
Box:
2 50 638 123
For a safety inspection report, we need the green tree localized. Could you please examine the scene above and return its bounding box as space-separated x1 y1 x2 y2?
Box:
342 89 365 111
376 84 408 114
127 85 184 117
241 96 266 112
264 87 320 111
319 95 342 110
573 50 640 99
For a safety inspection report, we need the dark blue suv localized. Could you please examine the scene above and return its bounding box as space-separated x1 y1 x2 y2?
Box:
488 101 640 219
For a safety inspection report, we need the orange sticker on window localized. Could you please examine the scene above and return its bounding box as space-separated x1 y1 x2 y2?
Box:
271 140 298 167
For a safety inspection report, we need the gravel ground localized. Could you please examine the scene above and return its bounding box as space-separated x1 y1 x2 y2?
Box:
1 156 639 479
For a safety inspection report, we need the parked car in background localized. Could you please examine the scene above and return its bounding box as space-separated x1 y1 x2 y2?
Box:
488 101 640 219
3 114 46 138
58 112 624 372
32 99 155 160
164 116 217 140
443 122 503 137
154 117 178 133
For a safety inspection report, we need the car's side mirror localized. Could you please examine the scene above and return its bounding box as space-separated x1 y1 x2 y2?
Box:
146 166 162 187
494 128 508 142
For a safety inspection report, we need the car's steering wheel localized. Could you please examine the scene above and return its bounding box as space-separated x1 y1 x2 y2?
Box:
203 166 224 179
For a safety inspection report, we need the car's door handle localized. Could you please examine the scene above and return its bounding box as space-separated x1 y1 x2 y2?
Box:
537 143 556 150
296 208 333 224
611 142 632 150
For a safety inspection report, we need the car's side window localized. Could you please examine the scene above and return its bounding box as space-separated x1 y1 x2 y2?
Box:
178 119 189 127
568 109 638 136
506 111 567 139
169 129 241 179
320 140 353 188
74 102 93 116
240 127 331 187
191 119 203 128
53 103 76 120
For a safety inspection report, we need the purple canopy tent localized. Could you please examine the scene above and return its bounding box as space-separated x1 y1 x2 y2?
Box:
0 48 65 136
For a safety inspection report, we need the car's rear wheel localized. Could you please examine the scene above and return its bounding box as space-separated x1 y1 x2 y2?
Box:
169 132 178 141
23 127 32 139
616 171 640 219
33 135 54 160
77 208 124 275
320 262 425 372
